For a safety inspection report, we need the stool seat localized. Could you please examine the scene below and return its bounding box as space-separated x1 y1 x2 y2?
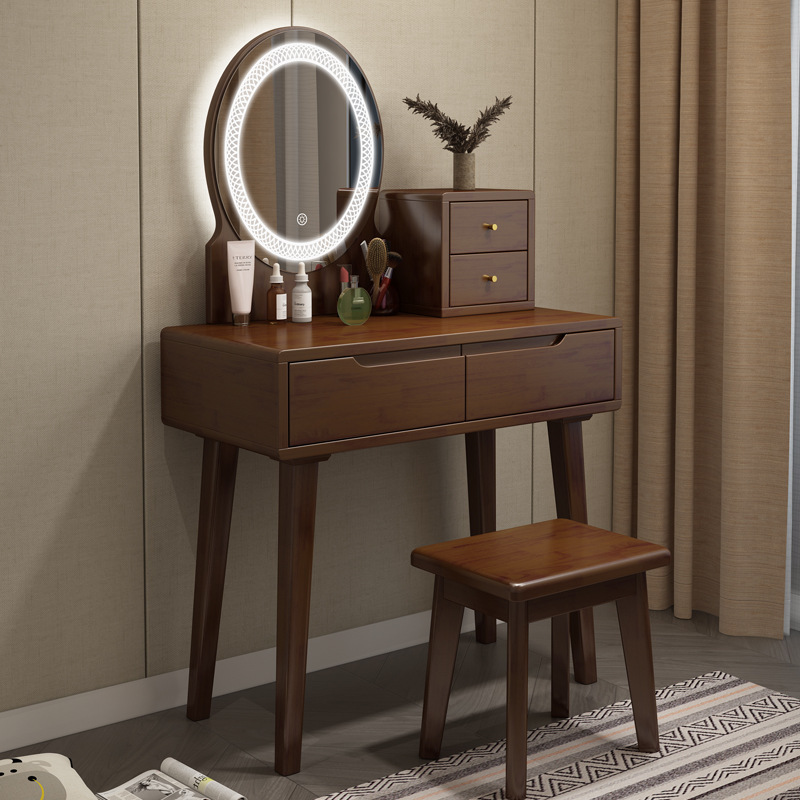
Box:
412 518 670 800
411 518 670 601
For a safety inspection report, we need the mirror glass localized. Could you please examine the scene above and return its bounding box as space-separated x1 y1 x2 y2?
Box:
209 28 382 272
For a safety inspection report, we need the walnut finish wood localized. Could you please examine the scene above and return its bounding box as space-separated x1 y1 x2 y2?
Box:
187 439 240 721
547 417 596 684
162 308 616 364
419 576 465 760
159 308 622 776
449 252 528 307
377 189 534 317
465 429 497 644
449 200 528 254
616 572 660 752
412 519 670 800
275 459 325 776
550 614 570 719
289 347 465 445
506 602 529 800
465 330 615 420
161 309 621 461
411 520 671 600
161 339 282 454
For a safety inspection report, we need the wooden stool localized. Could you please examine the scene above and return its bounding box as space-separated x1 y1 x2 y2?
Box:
411 518 671 800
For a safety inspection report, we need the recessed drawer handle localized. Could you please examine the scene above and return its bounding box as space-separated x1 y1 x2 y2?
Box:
462 334 565 356
482 223 498 230
482 274 498 283
353 345 462 368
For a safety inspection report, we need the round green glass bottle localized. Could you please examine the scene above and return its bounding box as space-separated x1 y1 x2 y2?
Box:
337 275 372 326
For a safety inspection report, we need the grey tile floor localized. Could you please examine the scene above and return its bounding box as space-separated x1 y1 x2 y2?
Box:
4 605 799 799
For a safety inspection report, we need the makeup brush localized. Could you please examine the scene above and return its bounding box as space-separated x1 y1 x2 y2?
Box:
375 251 401 314
366 238 387 302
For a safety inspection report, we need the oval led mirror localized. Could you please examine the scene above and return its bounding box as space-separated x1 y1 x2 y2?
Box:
204 27 383 322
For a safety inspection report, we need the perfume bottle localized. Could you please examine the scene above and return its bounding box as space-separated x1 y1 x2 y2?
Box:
337 274 372 326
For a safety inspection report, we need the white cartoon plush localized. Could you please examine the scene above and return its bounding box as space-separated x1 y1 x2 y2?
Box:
0 754 96 800
0 757 68 800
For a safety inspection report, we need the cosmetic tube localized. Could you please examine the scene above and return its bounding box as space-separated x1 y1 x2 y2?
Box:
227 240 255 325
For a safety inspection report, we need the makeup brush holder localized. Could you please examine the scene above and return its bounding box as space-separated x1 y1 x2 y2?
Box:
370 281 399 315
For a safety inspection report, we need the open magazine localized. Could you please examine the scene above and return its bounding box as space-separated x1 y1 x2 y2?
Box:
98 758 245 800
0 754 246 800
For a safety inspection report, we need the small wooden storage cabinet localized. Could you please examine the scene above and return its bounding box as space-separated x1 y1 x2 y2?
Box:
378 189 534 317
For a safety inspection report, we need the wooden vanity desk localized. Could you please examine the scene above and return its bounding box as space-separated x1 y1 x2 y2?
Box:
160 307 621 775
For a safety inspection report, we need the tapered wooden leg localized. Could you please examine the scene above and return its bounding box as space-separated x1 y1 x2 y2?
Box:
547 417 597 685
506 602 529 800
616 573 660 752
419 577 465 760
274 459 323 776
187 439 239 721
550 614 570 718
465 429 497 644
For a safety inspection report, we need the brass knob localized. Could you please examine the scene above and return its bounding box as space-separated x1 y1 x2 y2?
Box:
483 223 498 230
483 274 498 283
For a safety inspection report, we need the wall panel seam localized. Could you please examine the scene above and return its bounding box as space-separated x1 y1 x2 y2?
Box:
137 0 149 677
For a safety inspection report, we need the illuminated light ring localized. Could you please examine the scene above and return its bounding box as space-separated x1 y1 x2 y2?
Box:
225 42 374 263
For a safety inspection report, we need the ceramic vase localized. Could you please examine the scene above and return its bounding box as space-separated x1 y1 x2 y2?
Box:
453 152 475 190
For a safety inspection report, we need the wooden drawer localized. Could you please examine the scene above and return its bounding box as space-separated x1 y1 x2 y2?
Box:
378 189 535 317
450 252 528 307
289 346 465 445
465 330 615 419
450 200 528 254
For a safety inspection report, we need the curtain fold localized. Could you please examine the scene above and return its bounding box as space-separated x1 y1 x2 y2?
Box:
614 0 791 638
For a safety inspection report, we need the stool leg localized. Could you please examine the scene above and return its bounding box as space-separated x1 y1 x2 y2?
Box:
616 573 660 752
550 614 570 718
506 602 529 800
570 609 597 685
420 577 464 760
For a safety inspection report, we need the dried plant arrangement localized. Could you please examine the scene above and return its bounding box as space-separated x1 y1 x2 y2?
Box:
402 95 513 153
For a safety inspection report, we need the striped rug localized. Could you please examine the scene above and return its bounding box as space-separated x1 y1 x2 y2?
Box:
317 672 800 800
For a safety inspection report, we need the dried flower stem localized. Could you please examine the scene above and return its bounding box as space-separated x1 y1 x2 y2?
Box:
402 95 512 153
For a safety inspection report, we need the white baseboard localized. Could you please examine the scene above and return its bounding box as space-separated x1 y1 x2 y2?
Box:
0 610 476 753
791 591 800 631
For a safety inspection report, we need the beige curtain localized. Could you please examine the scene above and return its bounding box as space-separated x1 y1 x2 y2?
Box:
614 0 791 638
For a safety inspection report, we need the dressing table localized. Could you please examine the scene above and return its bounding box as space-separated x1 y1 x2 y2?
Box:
161 26 621 776
161 309 621 774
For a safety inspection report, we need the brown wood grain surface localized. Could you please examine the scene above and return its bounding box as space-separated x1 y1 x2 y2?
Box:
377 189 534 316
411 519 671 602
465 330 616 420
412 519 669 799
161 308 623 777
162 308 618 362
288 349 465 445
449 252 528 307
449 199 528 254
161 310 621 458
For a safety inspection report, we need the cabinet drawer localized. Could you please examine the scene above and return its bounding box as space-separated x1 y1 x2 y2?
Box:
465 330 615 419
450 200 528 254
450 252 528 307
289 347 465 445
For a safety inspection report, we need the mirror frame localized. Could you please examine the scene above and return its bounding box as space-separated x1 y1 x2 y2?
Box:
203 27 383 323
